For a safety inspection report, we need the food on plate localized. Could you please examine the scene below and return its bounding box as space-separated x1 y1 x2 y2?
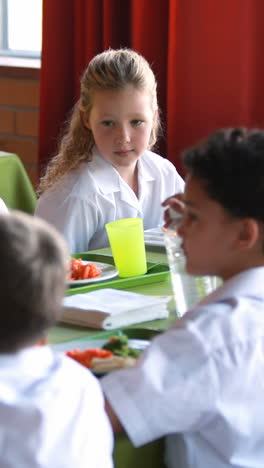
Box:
68 258 101 281
65 334 141 372
102 334 141 358
91 356 137 373
66 348 113 368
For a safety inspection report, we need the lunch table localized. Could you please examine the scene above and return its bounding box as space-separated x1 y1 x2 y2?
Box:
48 246 175 345
48 245 172 468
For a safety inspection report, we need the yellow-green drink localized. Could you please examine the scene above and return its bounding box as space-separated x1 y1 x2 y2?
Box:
106 218 147 277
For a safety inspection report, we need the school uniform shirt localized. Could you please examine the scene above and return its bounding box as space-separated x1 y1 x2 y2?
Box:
101 266 264 468
35 147 184 253
0 346 113 468
0 197 8 213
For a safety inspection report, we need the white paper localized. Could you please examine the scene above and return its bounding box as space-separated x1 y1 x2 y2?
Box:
63 289 169 315
103 303 168 329
62 289 170 329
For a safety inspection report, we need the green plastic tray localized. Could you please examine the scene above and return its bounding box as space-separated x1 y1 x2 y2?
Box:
67 252 169 296
56 327 158 345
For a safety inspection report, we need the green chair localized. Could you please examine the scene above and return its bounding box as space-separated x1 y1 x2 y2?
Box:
0 151 37 214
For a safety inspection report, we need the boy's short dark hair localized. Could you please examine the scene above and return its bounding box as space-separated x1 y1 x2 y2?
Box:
182 127 264 222
0 212 68 353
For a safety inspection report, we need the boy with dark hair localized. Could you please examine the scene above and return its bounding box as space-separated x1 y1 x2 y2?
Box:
102 128 264 468
0 212 113 468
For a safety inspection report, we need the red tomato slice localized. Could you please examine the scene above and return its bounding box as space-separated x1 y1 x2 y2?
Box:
66 348 113 368
68 259 102 281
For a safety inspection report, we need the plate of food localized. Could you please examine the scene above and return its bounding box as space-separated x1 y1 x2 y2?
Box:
53 333 149 375
67 258 119 287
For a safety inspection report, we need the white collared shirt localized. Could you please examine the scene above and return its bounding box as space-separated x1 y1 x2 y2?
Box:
0 346 113 468
0 197 8 213
35 148 184 253
101 267 264 468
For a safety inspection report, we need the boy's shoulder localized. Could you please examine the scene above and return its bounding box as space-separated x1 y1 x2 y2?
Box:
176 292 264 356
55 349 102 387
0 346 101 399
0 347 112 468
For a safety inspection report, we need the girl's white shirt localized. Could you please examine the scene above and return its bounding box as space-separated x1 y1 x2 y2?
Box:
35 147 184 253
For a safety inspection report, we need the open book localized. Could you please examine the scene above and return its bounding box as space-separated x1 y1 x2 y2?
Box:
62 288 170 330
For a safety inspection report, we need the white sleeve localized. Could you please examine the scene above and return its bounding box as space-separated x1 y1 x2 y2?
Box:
174 169 185 193
55 356 114 468
35 194 98 254
77 367 114 468
0 198 8 213
101 320 217 447
162 158 185 194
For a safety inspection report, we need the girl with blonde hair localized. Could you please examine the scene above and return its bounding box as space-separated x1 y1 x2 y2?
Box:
36 48 184 253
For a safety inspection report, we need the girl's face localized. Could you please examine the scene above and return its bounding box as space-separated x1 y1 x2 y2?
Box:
84 85 156 170
178 175 247 281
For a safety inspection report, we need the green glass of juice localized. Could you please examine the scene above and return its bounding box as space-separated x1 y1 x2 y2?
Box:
105 218 147 277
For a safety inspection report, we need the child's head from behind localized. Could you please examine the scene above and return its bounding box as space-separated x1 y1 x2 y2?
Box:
0 212 68 353
179 128 264 279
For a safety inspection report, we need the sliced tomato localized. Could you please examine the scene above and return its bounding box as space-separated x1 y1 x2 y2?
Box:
66 348 113 368
88 263 101 278
68 258 102 281
82 264 91 279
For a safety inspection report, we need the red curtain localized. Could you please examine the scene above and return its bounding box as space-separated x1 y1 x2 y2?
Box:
39 0 264 177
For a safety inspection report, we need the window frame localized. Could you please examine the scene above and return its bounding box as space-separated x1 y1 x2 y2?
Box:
0 0 41 59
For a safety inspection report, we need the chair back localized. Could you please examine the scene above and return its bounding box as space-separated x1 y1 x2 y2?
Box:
0 152 37 214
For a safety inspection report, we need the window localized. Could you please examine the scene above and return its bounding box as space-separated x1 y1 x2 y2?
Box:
0 0 42 58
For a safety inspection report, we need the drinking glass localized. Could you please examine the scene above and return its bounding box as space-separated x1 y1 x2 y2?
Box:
106 218 147 277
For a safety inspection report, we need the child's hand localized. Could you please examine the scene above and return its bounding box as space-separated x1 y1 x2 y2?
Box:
162 193 185 229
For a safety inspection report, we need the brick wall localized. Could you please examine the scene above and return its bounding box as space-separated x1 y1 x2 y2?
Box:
0 63 40 190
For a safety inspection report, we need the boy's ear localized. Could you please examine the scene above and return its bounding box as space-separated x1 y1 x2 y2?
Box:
81 111 90 129
236 218 259 249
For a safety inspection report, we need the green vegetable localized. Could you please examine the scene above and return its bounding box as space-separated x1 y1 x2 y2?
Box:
102 334 141 358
